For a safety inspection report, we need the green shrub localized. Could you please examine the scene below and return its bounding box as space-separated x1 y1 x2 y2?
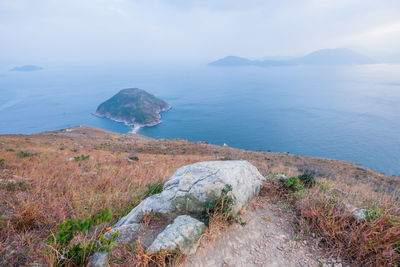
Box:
73 155 90 161
128 155 139 161
143 180 163 198
202 184 246 226
46 209 118 266
0 181 27 192
0 158 4 167
364 206 385 222
285 177 303 192
298 172 316 188
16 150 37 158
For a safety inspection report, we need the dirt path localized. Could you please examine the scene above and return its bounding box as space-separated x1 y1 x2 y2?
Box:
182 197 334 267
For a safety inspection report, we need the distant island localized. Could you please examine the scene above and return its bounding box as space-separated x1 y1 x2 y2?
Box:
10 65 43 72
209 48 376 67
94 88 171 132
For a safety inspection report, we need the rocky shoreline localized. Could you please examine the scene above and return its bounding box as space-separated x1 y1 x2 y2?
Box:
93 105 171 133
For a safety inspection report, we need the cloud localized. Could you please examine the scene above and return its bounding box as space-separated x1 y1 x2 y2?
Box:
0 0 399 65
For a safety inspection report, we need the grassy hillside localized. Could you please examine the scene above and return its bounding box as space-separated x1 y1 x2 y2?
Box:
0 126 399 266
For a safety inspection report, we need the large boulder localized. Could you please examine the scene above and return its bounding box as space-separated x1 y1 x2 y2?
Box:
89 160 264 267
148 215 206 255
115 160 265 227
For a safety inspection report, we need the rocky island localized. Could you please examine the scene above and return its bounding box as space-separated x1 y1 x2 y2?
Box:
94 88 171 132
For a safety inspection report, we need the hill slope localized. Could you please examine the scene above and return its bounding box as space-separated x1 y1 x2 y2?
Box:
0 126 398 266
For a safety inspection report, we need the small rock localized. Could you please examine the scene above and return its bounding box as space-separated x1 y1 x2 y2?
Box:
344 203 366 220
87 252 108 267
148 215 206 255
104 223 143 244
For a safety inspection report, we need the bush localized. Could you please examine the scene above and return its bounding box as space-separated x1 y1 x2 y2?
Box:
16 150 38 158
298 172 316 188
0 158 4 167
284 177 303 192
73 155 90 161
202 184 246 226
45 209 118 266
128 155 139 161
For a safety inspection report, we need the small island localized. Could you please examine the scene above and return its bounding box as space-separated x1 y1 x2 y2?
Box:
94 88 171 132
10 65 43 72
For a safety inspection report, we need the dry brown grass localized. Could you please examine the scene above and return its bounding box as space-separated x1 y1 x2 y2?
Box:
295 184 400 266
260 173 400 266
109 238 184 267
0 127 212 266
1 126 399 266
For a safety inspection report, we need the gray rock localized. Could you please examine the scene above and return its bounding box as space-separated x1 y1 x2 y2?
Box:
87 252 108 267
148 215 206 255
277 173 288 182
115 160 265 226
104 223 143 243
89 161 264 266
344 203 366 220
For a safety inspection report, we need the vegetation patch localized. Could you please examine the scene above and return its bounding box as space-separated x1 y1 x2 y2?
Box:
0 180 27 192
265 170 400 266
297 191 400 266
16 150 39 158
73 154 90 161
45 209 118 267
282 176 304 192
298 171 316 188
109 238 182 267
201 184 246 227
143 180 163 198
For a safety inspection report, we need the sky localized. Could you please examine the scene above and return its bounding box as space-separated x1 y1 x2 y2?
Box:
1 0 400 65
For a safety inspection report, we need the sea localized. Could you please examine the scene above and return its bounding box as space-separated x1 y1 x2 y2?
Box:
0 64 399 175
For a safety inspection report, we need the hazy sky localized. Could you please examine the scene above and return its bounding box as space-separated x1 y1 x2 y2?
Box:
1 0 400 65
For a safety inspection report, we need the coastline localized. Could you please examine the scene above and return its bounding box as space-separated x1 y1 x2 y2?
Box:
92 104 172 134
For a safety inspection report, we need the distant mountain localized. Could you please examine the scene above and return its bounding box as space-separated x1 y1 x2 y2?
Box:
292 48 376 65
208 56 255 66
94 88 171 131
209 49 376 67
10 65 43 72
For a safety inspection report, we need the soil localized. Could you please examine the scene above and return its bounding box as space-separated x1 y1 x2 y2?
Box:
182 197 345 267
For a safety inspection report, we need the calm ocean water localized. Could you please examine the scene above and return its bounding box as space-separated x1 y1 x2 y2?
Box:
0 64 399 175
